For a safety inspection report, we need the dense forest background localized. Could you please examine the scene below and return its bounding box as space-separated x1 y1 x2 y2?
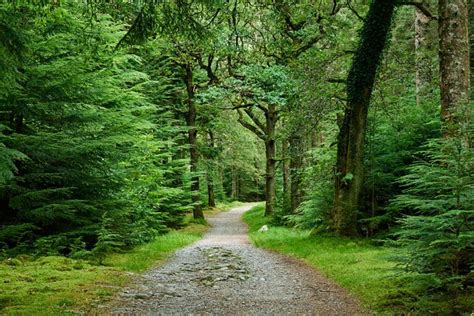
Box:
0 0 472 314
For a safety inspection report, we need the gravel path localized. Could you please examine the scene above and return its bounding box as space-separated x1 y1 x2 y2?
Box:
107 204 366 315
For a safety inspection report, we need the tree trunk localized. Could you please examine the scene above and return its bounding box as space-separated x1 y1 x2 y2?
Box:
468 0 473 99
207 175 216 207
183 64 203 219
231 167 238 200
333 0 396 236
289 134 303 213
264 104 277 216
282 138 291 213
206 131 216 207
439 0 471 132
415 2 436 106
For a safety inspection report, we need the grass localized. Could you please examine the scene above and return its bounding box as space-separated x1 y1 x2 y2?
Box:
244 204 474 315
243 204 402 314
0 204 238 315
216 200 244 211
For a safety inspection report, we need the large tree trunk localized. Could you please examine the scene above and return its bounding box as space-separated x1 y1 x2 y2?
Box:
333 0 396 236
415 2 437 106
184 64 203 219
439 0 471 132
264 104 277 216
289 134 304 213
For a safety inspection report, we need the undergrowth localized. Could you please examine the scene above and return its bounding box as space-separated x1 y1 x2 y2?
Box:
0 203 242 315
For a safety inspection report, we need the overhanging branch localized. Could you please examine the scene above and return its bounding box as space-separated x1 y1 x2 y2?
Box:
398 1 437 19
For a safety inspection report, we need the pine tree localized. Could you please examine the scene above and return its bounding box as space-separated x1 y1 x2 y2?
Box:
390 127 473 311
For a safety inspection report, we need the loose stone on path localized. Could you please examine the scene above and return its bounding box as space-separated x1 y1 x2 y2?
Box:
106 204 366 315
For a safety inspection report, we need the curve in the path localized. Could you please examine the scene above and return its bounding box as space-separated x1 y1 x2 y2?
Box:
107 203 366 315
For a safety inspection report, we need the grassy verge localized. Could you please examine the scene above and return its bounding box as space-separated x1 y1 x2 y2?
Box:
244 205 474 315
243 204 401 314
0 205 234 315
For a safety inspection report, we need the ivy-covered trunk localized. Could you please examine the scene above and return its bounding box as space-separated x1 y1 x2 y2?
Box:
439 0 471 131
184 64 203 219
264 104 277 216
333 0 396 236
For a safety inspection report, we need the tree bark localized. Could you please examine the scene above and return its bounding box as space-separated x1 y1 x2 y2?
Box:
264 104 277 216
207 176 215 207
206 131 216 207
183 64 203 219
468 0 474 99
333 0 396 236
439 0 471 132
236 104 278 215
282 138 291 213
415 2 436 106
231 167 238 200
289 134 303 213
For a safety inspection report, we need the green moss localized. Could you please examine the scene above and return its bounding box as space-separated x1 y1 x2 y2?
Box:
104 223 206 272
0 221 208 315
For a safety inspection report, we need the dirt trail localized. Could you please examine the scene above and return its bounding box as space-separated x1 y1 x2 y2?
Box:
107 204 366 315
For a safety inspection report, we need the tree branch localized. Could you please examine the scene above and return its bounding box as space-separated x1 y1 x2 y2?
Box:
292 35 324 58
328 78 347 84
244 108 266 133
232 103 254 110
398 1 437 20
254 102 269 114
237 109 266 140
192 53 219 84
346 0 366 23
205 8 221 27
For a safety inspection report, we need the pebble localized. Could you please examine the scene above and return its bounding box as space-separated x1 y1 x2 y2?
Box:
106 204 366 315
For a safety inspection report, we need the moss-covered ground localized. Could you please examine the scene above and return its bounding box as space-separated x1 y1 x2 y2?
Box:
0 203 243 315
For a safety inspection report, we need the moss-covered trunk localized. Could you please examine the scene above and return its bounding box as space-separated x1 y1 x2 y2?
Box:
207 176 216 207
415 1 437 107
439 0 471 131
333 0 396 236
470 0 474 99
264 104 277 216
184 64 203 219
289 134 303 213
282 138 291 213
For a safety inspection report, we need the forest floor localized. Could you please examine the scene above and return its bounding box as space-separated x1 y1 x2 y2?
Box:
105 203 366 315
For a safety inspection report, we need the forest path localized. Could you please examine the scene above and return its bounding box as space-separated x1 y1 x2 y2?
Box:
107 203 366 315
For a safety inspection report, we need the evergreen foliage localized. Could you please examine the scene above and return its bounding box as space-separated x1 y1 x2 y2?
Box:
388 130 473 309
0 3 192 257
